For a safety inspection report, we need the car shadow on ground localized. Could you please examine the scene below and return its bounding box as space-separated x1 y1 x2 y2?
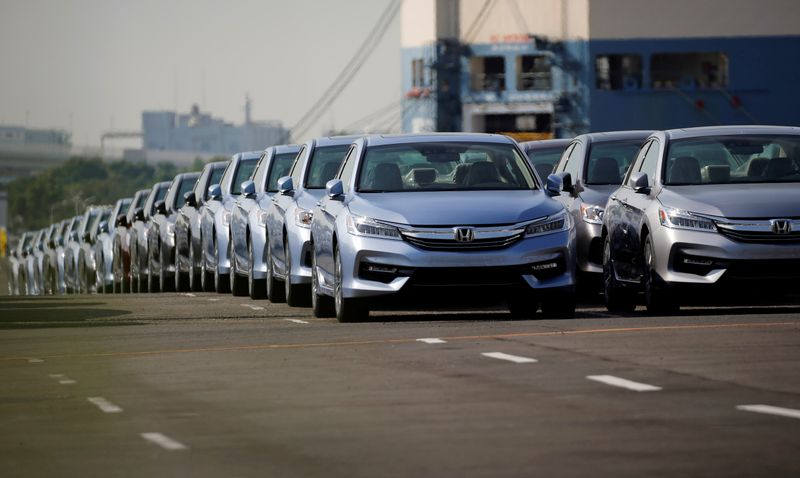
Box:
0 297 141 329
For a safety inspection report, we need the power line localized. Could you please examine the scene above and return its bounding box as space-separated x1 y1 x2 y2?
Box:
342 99 403 132
463 0 496 43
290 0 402 141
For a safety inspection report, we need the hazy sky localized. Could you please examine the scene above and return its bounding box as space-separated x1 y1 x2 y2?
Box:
0 0 401 148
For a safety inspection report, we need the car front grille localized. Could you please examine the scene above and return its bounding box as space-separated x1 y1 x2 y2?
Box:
716 218 800 243
399 222 530 252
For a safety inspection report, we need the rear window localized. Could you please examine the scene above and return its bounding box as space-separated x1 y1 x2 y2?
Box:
585 141 643 185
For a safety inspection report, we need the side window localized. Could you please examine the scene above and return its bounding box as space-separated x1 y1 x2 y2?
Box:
624 140 651 186
555 143 576 173
252 152 269 192
563 142 583 179
290 146 306 186
638 140 661 185
339 146 358 191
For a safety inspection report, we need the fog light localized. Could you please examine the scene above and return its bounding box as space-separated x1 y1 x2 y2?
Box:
683 258 713 266
531 262 558 271
366 264 397 274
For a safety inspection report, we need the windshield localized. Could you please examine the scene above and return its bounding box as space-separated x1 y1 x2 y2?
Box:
664 135 800 185
585 140 643 185
232 158 258 195
266 152 298 192
527 147 563 178
305 145 350 189
357 142 537 192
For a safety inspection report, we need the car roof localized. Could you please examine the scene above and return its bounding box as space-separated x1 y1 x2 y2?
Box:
233 151 263 161
271 143 302 154
364 132 516 147
663 124 800 140
519 138 572 151
574 130 655 144
312 135 362 148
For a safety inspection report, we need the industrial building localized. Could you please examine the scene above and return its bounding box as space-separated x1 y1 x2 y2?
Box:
401 0 800 139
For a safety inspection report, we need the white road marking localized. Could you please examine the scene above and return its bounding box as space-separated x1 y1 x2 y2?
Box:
87 397 123 413
737 404 800 420
183 293 196 297
284 319 309 324
417 338 447 344
481 352 538 364
141 432 188 451
48 374 65 378
49 374 76 385
27 358 44 364
207 298 220 302
59 380 77 385
587 375 662 392
241 304 264 311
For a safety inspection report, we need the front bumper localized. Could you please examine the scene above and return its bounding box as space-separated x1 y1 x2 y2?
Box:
333 229 575 300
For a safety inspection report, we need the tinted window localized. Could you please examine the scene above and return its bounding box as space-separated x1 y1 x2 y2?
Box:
562 143 582 179
639 140 661 185
527 147 562 178
305 145 350 189
231 158 259 195
585 140 643 185
357 142 536 192
290 146 306 186
204 168 225 200
339 146 358 191
176 178 196 208
266 153 299 192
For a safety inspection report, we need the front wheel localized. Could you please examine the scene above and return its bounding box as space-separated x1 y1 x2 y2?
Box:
160 243 175 293
311 248 334 318
541 287 577 319
214 238 230 294
266 239 285 303
284 239 310 307
507 293 539 320
231 239 248 297
602 236 637 313
334 245 368 323
248 240 266 300
643 236 678 315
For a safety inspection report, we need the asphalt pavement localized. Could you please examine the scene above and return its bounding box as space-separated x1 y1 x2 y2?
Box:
1 291 799 477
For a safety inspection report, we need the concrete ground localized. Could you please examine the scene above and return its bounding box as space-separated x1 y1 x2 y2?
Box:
1 292 798 477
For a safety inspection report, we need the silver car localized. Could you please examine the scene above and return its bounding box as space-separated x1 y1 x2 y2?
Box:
44 220 70 295
94 198 131 293
199 152 260 293
175 161 228 292
230 144 300 299
28 228 47 296
130 182 171 293
602 125 800 314
310 133 577 322
60 217 82 293
10 233 33 295
266 137 354 305
113 189 149 293
552 131 652 288
65 207 101 294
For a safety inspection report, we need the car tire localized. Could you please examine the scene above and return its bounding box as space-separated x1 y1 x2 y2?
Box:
160 243 175 293
175 242 189 292
148 244 160 293
248 240 266 300
507 293 539 319
311 248 335 318
214 238 230 294
284 238 310 307
602 235 637 313
334 245 368 323
231 240 247 296
643 236 678 315
266 238 285 303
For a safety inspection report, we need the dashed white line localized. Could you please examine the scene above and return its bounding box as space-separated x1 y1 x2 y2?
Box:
241 304 264 311
207 298 220 302
183 293 196 297
737 404 800 420
49 373 76 385
87 397 123 413
141 432 188 451
587 375 662 392
48 374 64 378
284 318 309 324
417 338 447 344
59 379 77 385
27 358 44 364
481 352 538 364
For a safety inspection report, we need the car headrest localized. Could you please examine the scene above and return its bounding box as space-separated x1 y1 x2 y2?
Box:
702 165 730 183
668 156 701 184
763 157 794 179
590 157 621 184
467 161 500 185
369 163 403 190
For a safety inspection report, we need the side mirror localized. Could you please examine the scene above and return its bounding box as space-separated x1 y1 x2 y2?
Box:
629 172 650 194
83 231 91 242
545 174 563 197
23 246 32 257
326 179 344 200
208 184 222 201
277 176 294 195
99 221 109 234
184 191 197 208
241 180 256 198
155 200 167 216
116 214 128 228
134 207 145 222
558 172 574 194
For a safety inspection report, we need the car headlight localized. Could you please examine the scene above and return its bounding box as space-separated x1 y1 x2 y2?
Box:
580 203 604 225
658 206 716 232
258 210 269 227
346 214 401 240
222 211 231 227
295 208 313 229
525 210 572 237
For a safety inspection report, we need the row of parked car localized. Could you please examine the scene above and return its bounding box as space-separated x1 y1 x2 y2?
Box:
8 125 800 321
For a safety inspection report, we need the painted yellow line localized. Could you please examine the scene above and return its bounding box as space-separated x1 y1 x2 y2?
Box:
0 321 796 362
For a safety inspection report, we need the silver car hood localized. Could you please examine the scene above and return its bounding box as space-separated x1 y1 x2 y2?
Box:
348 190 563 226
658 183 800 218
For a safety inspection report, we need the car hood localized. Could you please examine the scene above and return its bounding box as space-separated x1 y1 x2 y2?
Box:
297 189 326 212
658 183 800 218
579 185 618 209
348 190 563 226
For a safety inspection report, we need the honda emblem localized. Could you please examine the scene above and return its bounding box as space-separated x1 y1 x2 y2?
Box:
454 227 475 243
770 219 792 235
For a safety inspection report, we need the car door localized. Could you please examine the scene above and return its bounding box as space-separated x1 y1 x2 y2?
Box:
270 146 306 270
314 145 357 279
554 140 586 225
